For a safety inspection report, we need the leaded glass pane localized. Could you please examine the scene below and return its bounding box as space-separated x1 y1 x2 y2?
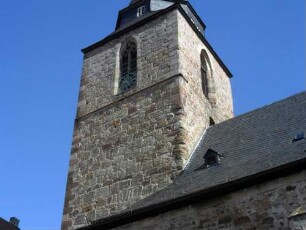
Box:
119 40 137 93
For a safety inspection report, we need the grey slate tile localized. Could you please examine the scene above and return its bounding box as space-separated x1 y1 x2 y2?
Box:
132 92 306 210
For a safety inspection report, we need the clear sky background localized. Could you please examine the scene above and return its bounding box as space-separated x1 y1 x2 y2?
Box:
0 0 304 229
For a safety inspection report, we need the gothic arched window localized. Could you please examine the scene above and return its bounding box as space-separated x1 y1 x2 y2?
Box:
200 50 216 106
119 39 137 93
201 50 209 99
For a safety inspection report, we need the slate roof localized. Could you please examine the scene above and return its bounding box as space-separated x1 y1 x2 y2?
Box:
0 218 20 230
81 92 306 230
133 92 306 209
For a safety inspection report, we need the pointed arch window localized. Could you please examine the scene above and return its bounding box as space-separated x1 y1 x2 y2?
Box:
119 40 137 93
201 53 209 99
200 50 216 105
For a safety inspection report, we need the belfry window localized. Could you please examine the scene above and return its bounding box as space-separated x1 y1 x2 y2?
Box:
137 6 145 17
201 52 209 99
119 40 137 93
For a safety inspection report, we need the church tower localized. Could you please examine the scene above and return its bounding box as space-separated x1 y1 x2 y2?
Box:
62 0 233 229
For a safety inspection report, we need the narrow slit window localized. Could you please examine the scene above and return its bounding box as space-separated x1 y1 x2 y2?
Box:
209 117 215 126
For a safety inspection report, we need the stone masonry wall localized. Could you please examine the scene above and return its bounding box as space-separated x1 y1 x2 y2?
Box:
112 170 306 230
62 8 234 230
62 76 187 230
177 12 233 120
77 10 180 118
62 10 185 230
176 12 234 162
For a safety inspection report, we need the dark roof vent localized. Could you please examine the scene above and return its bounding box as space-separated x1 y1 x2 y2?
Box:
9 217 19 227
292 132 304 142
195 149 221 171
204 149 221 168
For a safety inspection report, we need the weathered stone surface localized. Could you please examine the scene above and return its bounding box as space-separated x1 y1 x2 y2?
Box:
289 207 306 229
62 7 234 230
176 12 234 162
111 170 306 230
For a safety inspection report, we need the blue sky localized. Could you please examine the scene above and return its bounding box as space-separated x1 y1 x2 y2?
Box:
0 0 304 229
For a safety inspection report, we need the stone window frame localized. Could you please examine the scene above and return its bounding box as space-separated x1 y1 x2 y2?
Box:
116 38 138 94
200 49 216 106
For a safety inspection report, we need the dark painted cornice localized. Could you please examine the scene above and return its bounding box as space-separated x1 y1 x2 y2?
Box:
81 4 178 54
184 1 206 30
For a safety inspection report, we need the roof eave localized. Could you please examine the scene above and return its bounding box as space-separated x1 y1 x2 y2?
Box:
78 157 306 230
81 4 179 54
176 5 232 77
81 4 232 77
185 1 206 30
